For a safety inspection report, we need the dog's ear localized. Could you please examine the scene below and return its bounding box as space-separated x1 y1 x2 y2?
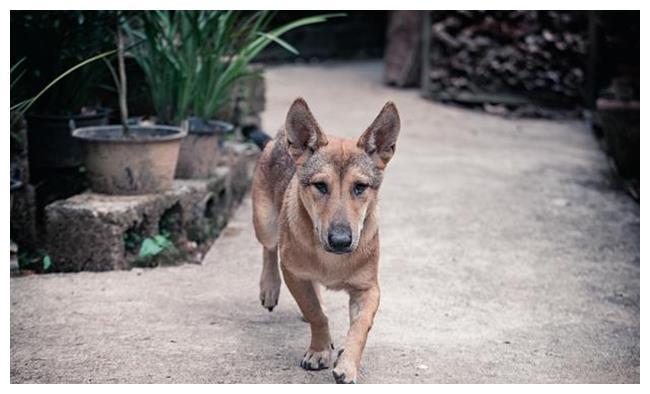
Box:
357 101 400 169
285 98 328 164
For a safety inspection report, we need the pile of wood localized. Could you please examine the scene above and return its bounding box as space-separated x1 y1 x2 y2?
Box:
423 11 589 116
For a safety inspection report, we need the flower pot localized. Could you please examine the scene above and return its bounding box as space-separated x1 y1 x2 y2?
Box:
174 117 234 179
26 108 111 170
72 125 187 195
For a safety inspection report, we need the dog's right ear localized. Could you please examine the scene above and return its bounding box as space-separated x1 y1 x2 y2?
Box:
357 101 400 170
285 98 328 164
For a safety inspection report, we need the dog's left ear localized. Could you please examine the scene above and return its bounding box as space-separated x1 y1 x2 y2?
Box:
357 102 401 169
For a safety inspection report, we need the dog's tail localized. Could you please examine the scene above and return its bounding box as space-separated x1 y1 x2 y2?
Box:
242 125 272 150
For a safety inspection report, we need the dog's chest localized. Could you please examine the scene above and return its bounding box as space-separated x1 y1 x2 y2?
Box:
279 244 357 288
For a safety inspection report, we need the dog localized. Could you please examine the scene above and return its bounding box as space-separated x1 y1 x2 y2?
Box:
251 97 400 384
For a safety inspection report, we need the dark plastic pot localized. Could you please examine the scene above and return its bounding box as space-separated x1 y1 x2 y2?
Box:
72 125 187 195
175 117 234 179
26 109 111 169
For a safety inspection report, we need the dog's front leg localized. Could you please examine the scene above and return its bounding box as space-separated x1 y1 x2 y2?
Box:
259 247 281 311
281 266 334 370
332 285 380 384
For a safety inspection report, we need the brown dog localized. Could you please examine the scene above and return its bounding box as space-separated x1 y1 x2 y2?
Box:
251 98 400 383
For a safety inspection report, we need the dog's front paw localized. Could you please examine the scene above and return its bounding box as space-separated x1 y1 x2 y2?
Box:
332 350 357 383
300 346 334 371
259 277 280 312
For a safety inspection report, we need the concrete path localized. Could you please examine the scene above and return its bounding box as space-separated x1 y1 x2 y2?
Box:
10 61 639 383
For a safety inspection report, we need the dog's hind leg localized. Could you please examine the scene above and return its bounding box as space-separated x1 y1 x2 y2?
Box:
259 247 281 311
281 266 334 370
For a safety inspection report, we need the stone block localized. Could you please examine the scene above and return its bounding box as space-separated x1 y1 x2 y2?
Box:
45 174 227 272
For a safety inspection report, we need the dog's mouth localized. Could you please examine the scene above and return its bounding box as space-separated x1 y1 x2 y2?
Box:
323 245 354 255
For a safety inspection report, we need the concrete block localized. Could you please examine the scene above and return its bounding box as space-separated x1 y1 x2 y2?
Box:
44 142 260 272
45 173 225 272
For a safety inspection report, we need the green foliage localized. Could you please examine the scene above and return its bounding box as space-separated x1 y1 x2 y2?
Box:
10 11 116 114
124 11 344 124
17 249 53 272
42 255 52 271
138 234 174 258
10 49 117 127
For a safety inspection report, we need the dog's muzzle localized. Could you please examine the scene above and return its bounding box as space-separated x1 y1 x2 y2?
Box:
326 223 353 254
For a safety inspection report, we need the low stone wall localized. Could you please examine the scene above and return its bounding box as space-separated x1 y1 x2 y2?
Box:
44 142 260 272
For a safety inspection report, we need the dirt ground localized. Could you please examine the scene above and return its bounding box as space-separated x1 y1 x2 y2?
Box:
10 61 639 383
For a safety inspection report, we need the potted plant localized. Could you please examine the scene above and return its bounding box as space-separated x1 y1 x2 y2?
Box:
11 49 120 188
11 45 122 266
11 11 116 171
125 11 342 179
72 14 186 195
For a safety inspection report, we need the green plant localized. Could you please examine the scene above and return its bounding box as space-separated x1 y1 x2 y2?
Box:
10 49 117 127
96 12 135 136
10 14 140 137
10 11 116 115
10 48 117 162
43 254 52 271
138 234 175 258
125 11 344 124
17 249 52 272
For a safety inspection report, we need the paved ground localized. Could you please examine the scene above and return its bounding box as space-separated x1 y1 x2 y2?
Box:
10 61 639 383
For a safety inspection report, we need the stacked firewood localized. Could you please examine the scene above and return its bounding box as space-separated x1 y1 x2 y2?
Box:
425 11 588 116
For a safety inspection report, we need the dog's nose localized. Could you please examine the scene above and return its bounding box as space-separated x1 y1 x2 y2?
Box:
327 224 352 251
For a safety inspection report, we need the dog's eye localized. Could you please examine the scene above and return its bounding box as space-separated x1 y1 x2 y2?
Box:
353 183 368 196
312 182 328 194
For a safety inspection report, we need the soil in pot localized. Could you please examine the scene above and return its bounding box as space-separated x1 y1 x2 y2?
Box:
72 125 187 195
175 117 234 179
